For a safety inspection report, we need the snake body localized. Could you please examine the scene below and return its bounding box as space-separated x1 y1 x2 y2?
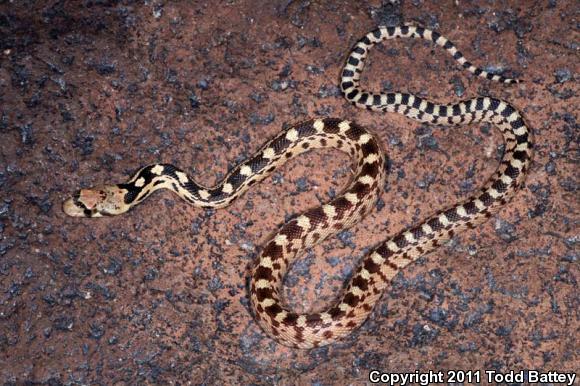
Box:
64 26 532 349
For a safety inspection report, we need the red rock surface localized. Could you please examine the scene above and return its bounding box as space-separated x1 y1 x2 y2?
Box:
0 1 577 384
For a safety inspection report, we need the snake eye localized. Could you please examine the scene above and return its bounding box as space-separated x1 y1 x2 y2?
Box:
73 191 94 215
73 190 84 207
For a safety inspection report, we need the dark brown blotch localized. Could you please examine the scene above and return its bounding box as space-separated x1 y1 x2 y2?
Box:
427 217 443 231
342 292 360 307
328 306 345 320
393 234 408 249
345 124 365 140
323 122 339 134
411 226 425 240
375 244 394 259
386 259 399 271
464 201 478 215
479 192 494 206
360 161 379 178
256 287 274 302
305 207 327 227
297 121 316 137
351 181 370 199
265 303 283 319
363 257 380 274
332 197 353 216
492 179 508 193
361 140 379 156
351 275 369 291
262 241 283 260
280 220 304 239
254 266 274 281
444 208 461 222
306 314 322 327
283 313 298 326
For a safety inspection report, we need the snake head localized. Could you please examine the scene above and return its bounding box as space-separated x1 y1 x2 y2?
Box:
63 185 129 217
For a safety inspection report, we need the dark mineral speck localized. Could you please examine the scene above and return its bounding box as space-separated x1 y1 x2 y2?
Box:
495 324 513 337
89 324 105 340
494 219 518 243
249 112 275 125
250 92 266 103
317 84 341 98
337 230 355 249
544 160 556 175
370 2 403 27
53 316 75 332
554 68 572 83
103 258 122 276
375 197 385 211
270 79 289 91
108 336 119 345
208 276 223 292
450 76 465 97
144 268 158 281
93 61 116 75
198 79 209 90
0 203 11 219
409 323 439 347
189 92 200 108
19 124 34 145
295 176 310 192
72 133 95 156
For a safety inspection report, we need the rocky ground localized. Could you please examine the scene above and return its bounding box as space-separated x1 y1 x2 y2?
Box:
0 0 577 384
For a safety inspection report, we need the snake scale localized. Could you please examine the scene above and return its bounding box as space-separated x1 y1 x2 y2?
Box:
64 26 532 349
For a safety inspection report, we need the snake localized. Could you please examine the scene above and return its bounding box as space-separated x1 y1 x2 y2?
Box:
63 25 532 349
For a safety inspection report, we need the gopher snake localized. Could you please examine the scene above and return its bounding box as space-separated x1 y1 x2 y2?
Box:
64 26 532 349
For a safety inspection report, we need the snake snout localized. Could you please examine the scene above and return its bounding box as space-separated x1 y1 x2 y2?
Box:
63 189 100 217
63 197 89 217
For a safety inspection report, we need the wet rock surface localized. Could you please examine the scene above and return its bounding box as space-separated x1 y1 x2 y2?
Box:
0 1 577 383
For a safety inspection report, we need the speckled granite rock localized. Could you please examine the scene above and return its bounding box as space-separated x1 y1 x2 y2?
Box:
0 0 577 384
